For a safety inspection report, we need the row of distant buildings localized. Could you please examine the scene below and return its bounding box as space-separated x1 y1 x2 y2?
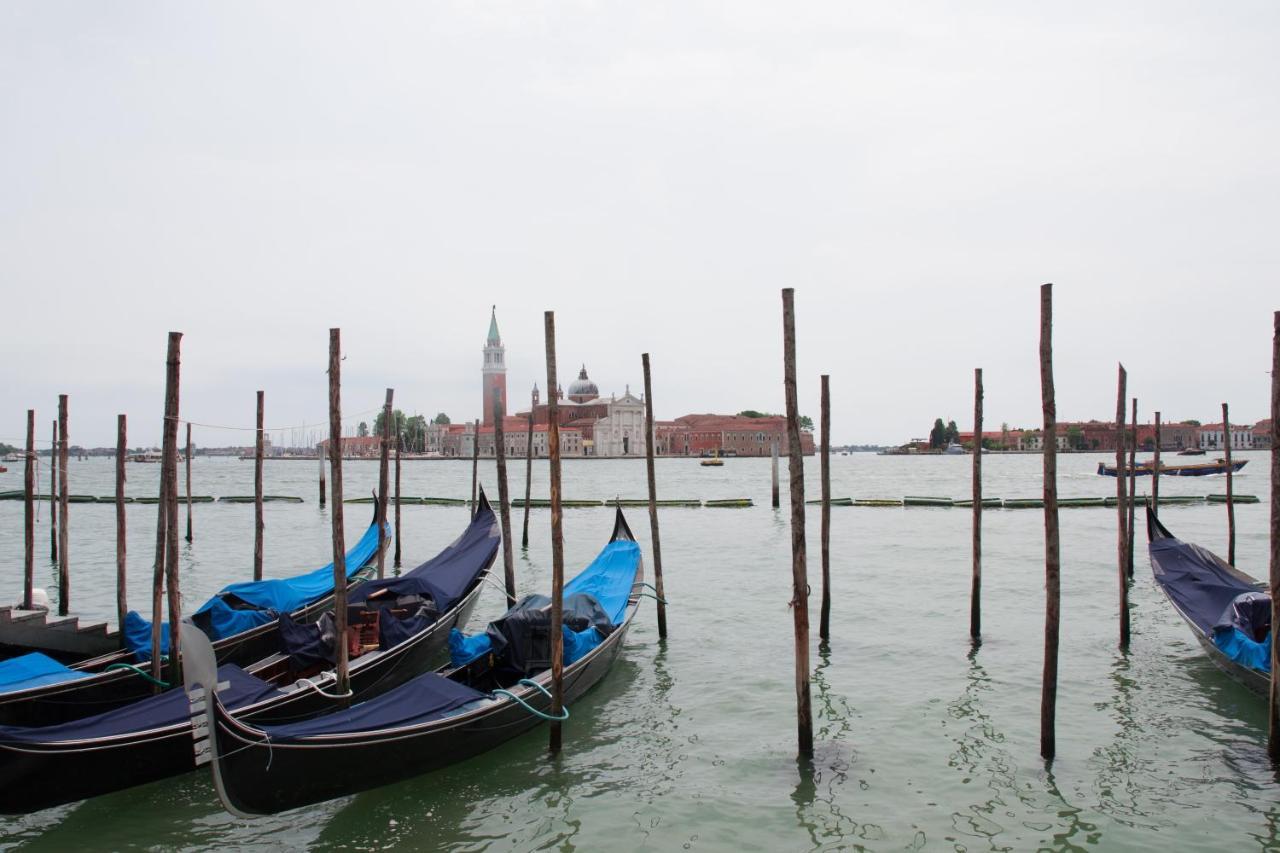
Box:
951 418 1273 453
322 309 816 459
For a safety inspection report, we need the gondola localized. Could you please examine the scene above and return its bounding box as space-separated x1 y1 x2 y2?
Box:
1146 504 1269 695
186 505 644 816
0 493 499 814
0 503 388 727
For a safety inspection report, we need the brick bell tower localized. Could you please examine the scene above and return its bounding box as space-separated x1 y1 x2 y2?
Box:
481 306 507 425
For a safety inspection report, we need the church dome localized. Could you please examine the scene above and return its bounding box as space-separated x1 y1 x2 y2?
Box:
567 366 599 401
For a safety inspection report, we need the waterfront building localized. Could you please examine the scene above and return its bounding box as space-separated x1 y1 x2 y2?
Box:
1199 423 1254 451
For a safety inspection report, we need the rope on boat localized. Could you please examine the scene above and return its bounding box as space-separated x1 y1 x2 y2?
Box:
105 662 169 687
635 582 668 604
294 673 352 700
493 678 570 722
478 573 519 604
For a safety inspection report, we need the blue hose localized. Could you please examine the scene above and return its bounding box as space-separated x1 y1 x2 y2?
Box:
493 678 570 722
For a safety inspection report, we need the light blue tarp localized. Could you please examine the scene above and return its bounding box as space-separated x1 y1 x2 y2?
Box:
124 520 387 659
0 652 92 693
1214 628 1272 673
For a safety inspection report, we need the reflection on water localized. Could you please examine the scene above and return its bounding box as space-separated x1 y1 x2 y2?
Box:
792 641 858 850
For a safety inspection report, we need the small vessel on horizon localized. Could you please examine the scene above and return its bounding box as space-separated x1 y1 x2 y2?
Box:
1097 458 1246 477
700 450 724 467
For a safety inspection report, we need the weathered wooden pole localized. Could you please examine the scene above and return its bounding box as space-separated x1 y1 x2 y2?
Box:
376 389 394 579
328 329 350 696
23 410 34 610
151 333 181 681
471 419 480 517
394 433 403 570
1268 310 1280 762
1223 402 1236 566
49 419 57 563
185 422 193 543
819 374 832 642
116 414 127 633
1127 398 1137 578
782 288 814 756
57 395 69 615
163 381 182 684
493 388 516 603
771 440 780 509
1115 364 1129 649
545 311 566 752
641 353 668 639
1039 283 1061 762
318 442 326 507
521 406 533 549
254 391 264 582
1153 412 1162 508
971 368 983 642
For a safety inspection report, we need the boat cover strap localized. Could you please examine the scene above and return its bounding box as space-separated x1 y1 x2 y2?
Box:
0 652 92 693
0 664 281 744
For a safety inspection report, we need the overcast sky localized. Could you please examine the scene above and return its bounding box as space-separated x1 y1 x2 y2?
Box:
2 2 1277 448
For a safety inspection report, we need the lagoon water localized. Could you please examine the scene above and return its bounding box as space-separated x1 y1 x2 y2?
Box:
0 450 1276 851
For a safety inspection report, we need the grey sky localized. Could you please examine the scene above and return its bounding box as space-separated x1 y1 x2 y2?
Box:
2 2 1277 448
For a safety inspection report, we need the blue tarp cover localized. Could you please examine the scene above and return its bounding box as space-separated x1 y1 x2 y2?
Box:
1149 536 1257 635
0 664 280 744
0 652 92 693
123 520 386 658
260 671 485 741
1214 628 1272 673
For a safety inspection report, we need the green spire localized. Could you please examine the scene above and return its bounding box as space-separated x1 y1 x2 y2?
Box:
487 305 501 344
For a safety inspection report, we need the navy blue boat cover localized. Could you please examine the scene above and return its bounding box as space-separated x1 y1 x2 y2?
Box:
259 671 485 742
0 652 92 693
123 520 387 659
0 664 281 744
1150 529 1271 672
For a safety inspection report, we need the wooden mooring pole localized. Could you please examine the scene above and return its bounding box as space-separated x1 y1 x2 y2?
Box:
1115 364 1129 649
1039 283 1061 762
771 440 780 509
49 419 57 564
254 391 264 582
163 367 182 684
642 353 668 639
782 288 813 756
376 389 393 580
471 419 480 517
116 414 127 633
971 368 983 642
1127 398 1137 578
57 395 69 615
328 329 350 696
318 443 326 508
1153 412 1162 508
521 403 533 549
545 311 566 752
185 422 193 543
819 374 831 642
394 433 403 570
494 389 516 603
1223 402 1236 566
151 333 181 682
23 410 34 610
1267 310 1280 761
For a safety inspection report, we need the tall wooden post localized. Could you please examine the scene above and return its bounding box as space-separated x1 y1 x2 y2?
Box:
376 389 394 579
394 433 403 570
1268 311 1280 761
151 333 181 681
471 419 480 517
493 389 516 602
819 374 832 642
23 410 34 610
328 329 350 696
164 381 181 684
254 391 264 582
1115 364 1129 649
1223 402 1236 566
545 311 566 752
1127 398 1137 578
971 368 983 641
771 440 780 509
642 353 668 639
521 406 533 549
782 288 814 756
1039 283 1061 761
49 420 57 564
185 422 193 543
116 415 127 633
1153 412 1162 507
57 395 69 615
318 443 326 507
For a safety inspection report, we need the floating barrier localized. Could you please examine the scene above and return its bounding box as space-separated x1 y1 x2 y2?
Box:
904 496 953 508
1208 493 1260 504
512 498 604 508
1157 495 1204 505
955 498 1004 508
613 499 703 508
422 497 467 506
704 498 753 508
805 498 854 506
1059 497 1106 508
219 495 304 503
854 499 903 507
1003 498 1044 509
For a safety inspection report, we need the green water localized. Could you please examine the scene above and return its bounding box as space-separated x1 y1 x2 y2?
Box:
0 452 1276 851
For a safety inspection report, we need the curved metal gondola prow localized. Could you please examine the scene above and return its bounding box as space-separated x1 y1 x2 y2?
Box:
1146 502 1176 544
367 492 381 527
610 502 636 543
475 485 494 518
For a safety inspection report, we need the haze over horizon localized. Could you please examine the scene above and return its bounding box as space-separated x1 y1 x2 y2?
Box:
2 2 1277 448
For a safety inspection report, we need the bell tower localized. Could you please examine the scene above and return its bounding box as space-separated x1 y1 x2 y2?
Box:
481 306 507 425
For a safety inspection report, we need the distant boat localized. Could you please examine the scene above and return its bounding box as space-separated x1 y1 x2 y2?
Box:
1097 458 1247 477
1177 448 1207 456
131 450 163 463
944 443 964 455
700 451 724 467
